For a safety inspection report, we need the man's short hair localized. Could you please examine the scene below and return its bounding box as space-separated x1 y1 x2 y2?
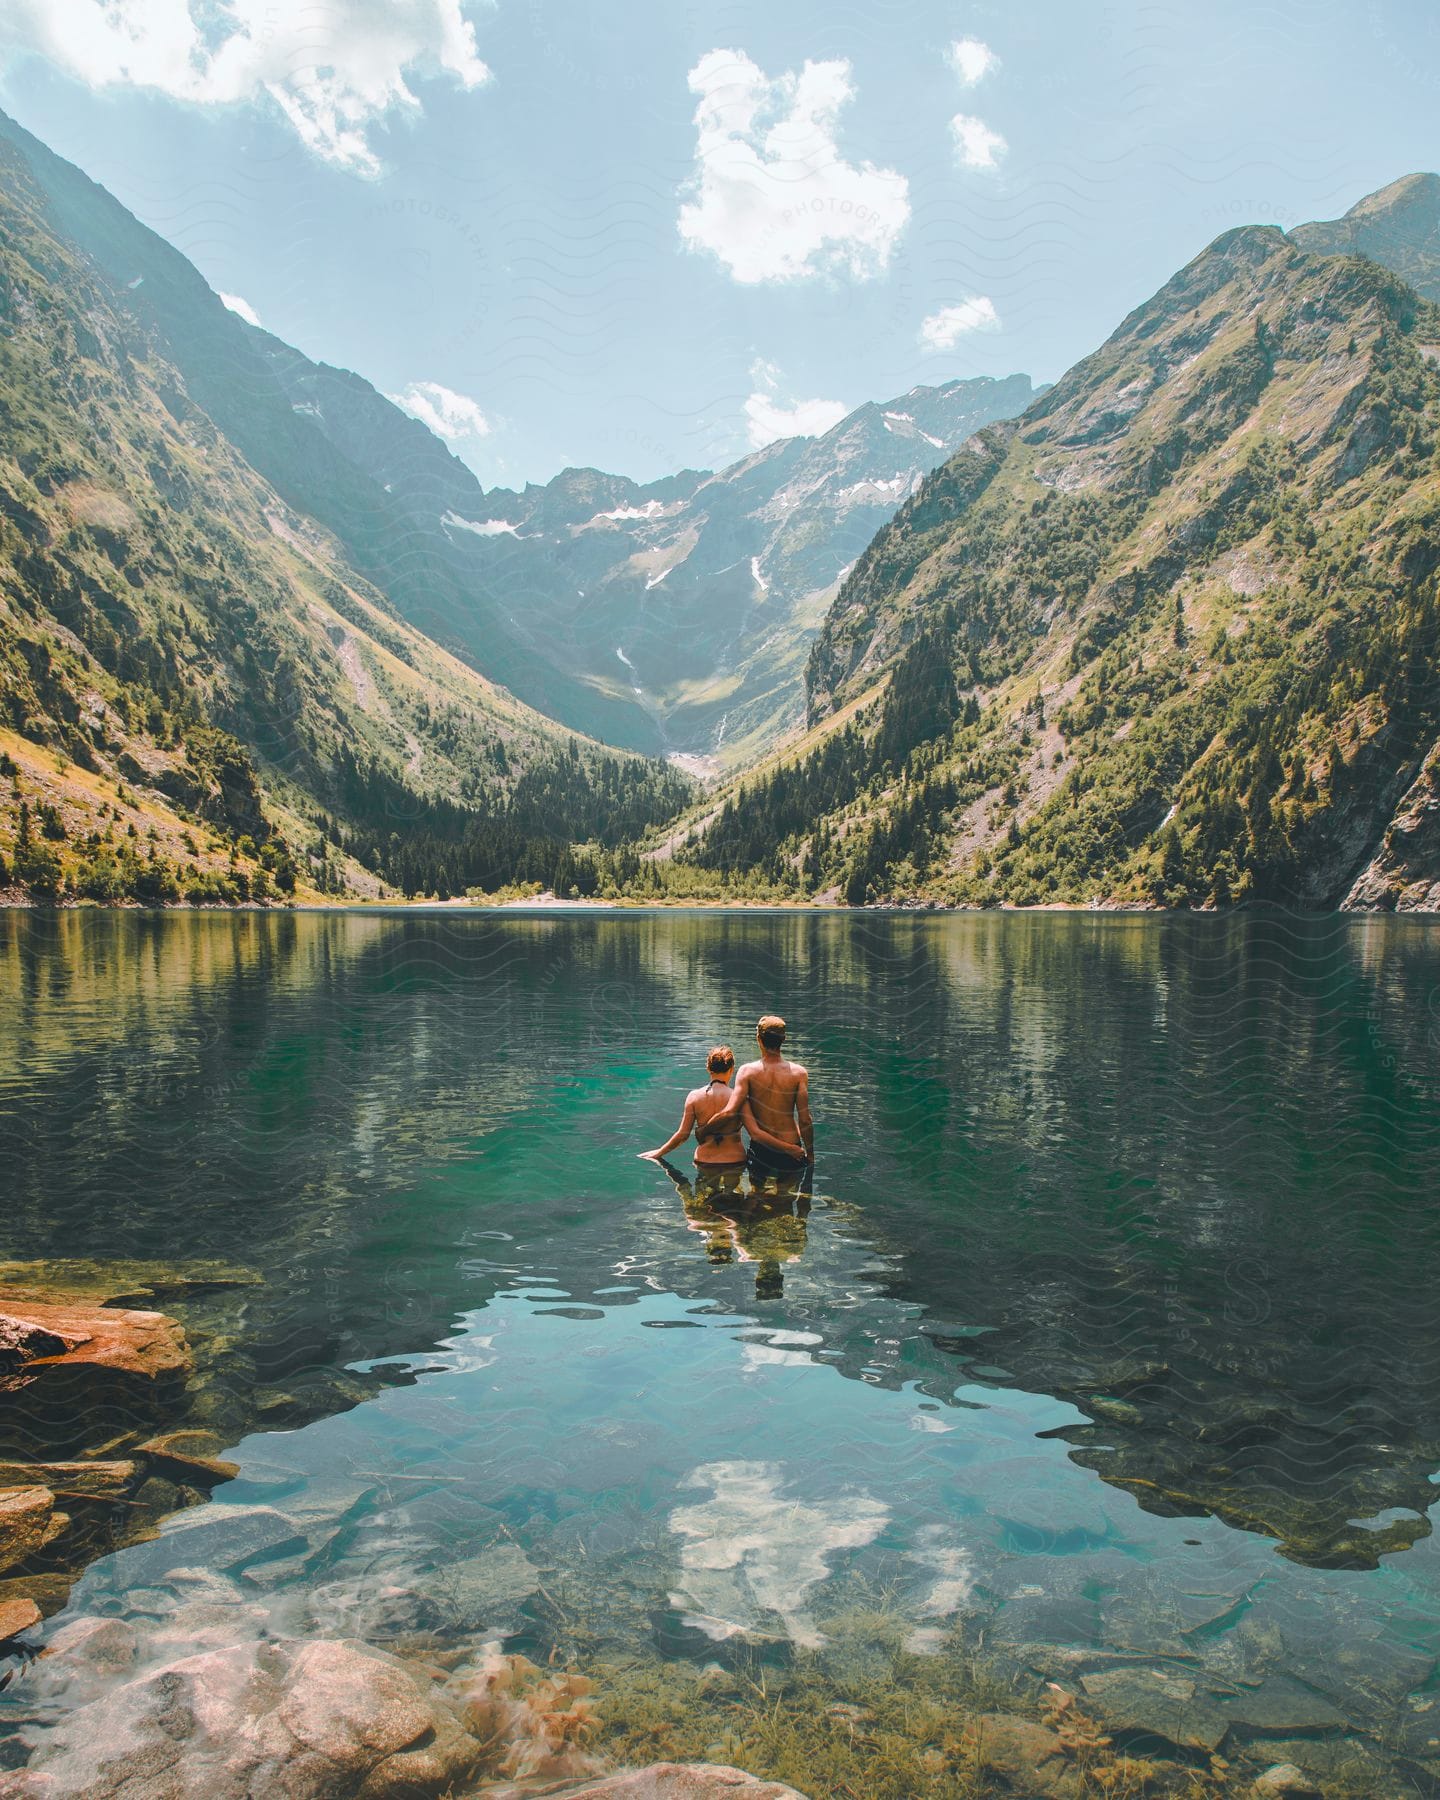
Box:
757 1014 786 1050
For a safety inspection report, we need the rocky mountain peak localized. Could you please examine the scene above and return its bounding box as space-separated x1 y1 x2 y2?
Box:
1291 171 1440 300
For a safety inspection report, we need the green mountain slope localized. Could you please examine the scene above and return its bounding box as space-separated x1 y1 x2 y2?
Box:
0 108 655 753
661 198 1440 910
0 131 686 905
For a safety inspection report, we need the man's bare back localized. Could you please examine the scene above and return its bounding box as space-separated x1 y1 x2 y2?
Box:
733 1056 810 1153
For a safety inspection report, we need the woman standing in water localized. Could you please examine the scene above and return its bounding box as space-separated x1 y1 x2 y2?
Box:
639 1045 749 1175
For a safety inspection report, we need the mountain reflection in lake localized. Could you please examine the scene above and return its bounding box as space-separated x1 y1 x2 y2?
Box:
2 910 1439 1787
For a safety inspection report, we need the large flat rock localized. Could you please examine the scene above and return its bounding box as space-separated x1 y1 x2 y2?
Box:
1079 1663 1232 1752
0 1596 40 1641
112 1502 307 1586
134 1434 239 1485
0 1487 66 1575
0 1294 191 1386
0 1460 138 1499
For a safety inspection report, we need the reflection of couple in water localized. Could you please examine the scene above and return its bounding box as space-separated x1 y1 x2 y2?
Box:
640 1014 814 1297
639 1013 813 1181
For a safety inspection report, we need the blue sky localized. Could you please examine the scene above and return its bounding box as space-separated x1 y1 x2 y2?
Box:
3 0 1439 490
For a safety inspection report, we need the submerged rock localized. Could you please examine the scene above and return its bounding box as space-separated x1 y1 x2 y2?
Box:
114 1502 307 1586
1244 1737 1401 1795
418 1541 542 1632
522 1766 810 1798
0 1261 260 1309
1086 1394 1144 1428
967 1714 1080 1798
0 1635 482 1799
134 1432 240 1485
1079 1663 1231 1752
1252 1765 1322 1797
43 1615 140 1668
1223 1678 1345 1737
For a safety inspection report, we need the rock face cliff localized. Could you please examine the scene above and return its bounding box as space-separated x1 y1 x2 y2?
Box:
1343 740 1440 910
674 188 1440 909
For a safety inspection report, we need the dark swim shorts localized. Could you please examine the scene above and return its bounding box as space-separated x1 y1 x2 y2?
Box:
746 1140 810 1177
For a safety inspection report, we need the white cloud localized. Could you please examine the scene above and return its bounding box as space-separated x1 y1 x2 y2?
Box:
386 379 491 440
919 296 1000 350
219 291 261 327
0 0 491 177
669 1461 889 1649
745 392 847 448
948 37 996 86
952 113 1007 170
678 48 910 284
743 361 847 448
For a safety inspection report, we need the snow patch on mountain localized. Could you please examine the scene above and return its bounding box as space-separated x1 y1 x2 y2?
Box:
838 474 914 504
882 408 944 448
442 511 520 537
587 499 669 526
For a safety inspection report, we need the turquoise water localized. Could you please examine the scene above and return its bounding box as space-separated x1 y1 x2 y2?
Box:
3 910 1440 1787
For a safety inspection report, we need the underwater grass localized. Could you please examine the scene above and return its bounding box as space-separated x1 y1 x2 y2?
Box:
512 1551 1302 1798
582 1636 1245 1799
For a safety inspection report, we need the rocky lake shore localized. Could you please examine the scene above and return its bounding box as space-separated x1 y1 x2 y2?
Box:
0 1260 1375 1799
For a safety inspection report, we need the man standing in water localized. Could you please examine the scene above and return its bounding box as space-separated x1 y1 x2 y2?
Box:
698 1014 813 1180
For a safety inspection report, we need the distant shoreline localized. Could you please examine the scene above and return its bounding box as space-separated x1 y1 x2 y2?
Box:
4 894 1434 919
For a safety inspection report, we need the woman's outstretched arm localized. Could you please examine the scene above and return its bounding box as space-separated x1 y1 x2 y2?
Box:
640 1097 697 1161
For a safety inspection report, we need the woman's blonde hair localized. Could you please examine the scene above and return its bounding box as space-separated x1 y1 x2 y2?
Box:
707 1045 735 1075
